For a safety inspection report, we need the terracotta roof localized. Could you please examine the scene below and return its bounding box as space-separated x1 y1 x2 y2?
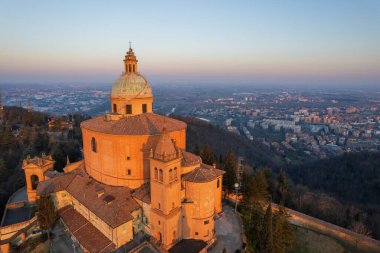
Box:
168 239 207 253
183 164 225 183
37 171 77 196
65 172 140 228
132 183 151 204
81 113 186 135
59 205 88 232
59 206 116 253
38 168 140 228
181 151 201 167
153 129 178 161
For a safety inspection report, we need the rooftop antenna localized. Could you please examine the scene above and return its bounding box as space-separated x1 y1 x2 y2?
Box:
129 41 132 50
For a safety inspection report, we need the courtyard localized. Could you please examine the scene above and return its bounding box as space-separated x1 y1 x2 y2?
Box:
209 204 243 253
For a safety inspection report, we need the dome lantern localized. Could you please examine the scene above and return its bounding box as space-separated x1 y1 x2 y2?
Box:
124 42 138 74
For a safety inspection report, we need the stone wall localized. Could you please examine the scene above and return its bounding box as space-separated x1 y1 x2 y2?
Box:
272 203 380 253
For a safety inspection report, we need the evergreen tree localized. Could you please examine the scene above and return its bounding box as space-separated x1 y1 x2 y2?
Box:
277 169 288 204
273 205 294 253
246 170 270 206
37 195 57 250
248 206 265 250
223 149 237 194
0 127 15 149
193 144 200 155
259 203 274 253
200 144 215 165
218 154 223 164
0 159 8 182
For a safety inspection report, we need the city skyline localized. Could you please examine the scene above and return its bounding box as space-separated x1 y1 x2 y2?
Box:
0 0 379 87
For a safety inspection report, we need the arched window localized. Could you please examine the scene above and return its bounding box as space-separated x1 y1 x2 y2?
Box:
158 232 162 242
159 169 163 182
169 169 173 181
173 167 178 179
217 178 220 188
91 137 97 152
129 65 132 73
113 104 117 113
154 168 158 180
133 65 136 72
31 175 39 190
142 104 147 113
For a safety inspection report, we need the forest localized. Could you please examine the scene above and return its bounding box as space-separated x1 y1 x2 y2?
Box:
0 107 86 217
288 152 380 239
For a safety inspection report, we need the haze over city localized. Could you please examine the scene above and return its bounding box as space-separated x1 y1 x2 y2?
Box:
1 0 379 87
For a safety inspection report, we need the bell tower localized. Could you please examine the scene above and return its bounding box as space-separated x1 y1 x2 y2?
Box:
22 154 54 202
149 129 182 249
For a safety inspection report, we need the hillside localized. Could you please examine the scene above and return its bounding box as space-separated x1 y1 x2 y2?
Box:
288 151 380 206
287 151 380 239
176 116 286 169
178 116 380 240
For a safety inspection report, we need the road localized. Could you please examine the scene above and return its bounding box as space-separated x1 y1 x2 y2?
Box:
209 204 243 253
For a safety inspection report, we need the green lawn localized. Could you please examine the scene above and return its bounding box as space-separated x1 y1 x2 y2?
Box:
289 226 346 253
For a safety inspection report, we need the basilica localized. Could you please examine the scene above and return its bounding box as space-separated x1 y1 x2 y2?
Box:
23 47 224 253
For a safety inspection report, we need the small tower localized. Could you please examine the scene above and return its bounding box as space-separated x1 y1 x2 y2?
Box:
124 42 138 74
149 128 182 249
22 154 55 202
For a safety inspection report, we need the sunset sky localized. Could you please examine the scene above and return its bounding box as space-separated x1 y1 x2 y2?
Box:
0 0 379 87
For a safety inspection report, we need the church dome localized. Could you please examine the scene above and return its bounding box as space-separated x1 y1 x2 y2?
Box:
111 46 153 100
111 73 153 99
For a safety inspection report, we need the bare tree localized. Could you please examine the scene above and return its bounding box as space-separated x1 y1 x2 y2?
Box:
349 221 372 237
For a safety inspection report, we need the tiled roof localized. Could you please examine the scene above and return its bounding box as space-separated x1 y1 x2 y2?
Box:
38 168 140 228
59 206 116 253
168 239 207 253
182 164 225 183
154 129 178 161
65 172 139 228
37 172 77 196
80 113 186 135
132 183 151 204
181 151 201 167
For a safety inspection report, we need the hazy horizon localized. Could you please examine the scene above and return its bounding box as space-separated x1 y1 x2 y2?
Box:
1 0 379 87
